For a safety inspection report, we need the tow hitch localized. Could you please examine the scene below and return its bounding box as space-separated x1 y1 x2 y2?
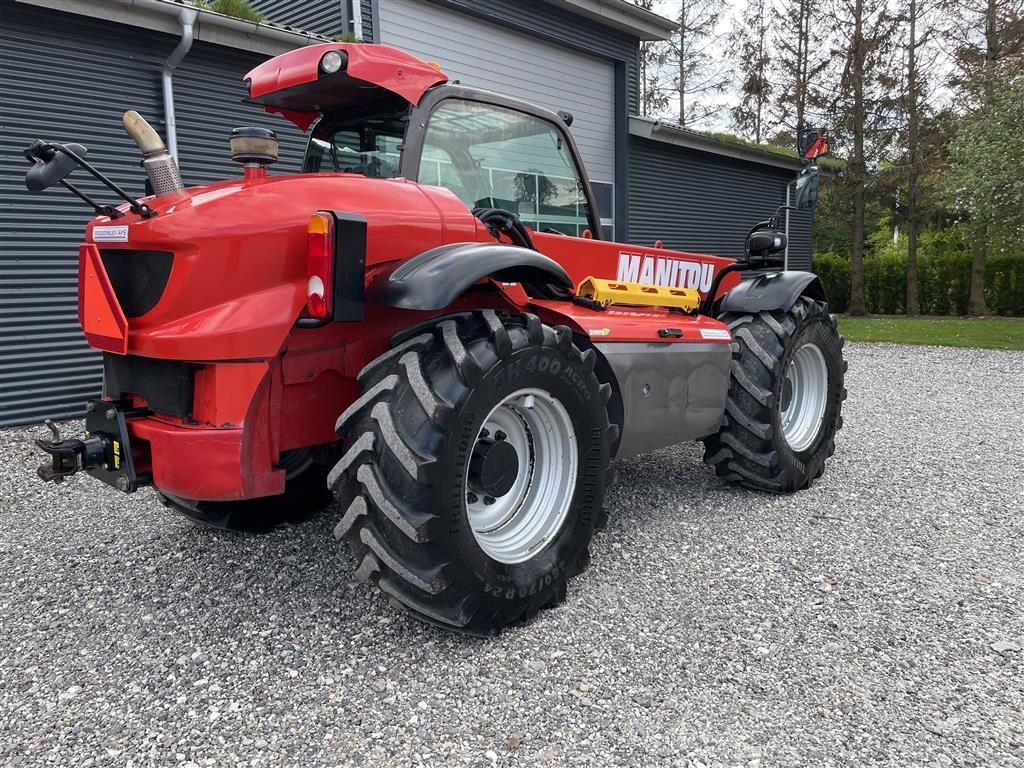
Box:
36 399 149 493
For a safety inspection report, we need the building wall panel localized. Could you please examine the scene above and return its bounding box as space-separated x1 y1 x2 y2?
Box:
378 0 617 186
0 1 302 426
250 0 344 35
628 137 813 268
408 0 641 114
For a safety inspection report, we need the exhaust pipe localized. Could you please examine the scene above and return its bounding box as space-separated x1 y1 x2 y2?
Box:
122 110 184 196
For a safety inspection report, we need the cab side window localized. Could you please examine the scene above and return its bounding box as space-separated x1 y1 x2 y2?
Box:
420 99 591 236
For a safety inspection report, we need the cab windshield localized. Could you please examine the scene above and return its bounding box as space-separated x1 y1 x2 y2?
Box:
303 104 411 178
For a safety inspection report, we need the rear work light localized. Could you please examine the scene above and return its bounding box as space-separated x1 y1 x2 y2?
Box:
306 212 335 319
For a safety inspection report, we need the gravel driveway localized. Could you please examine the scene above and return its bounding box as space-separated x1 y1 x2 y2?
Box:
1 342 1021 768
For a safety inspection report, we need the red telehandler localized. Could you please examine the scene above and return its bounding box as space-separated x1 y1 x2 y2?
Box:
24 43 844 634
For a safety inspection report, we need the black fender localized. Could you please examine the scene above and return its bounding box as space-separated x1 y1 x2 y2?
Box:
717 270 827 314
366 242 573 310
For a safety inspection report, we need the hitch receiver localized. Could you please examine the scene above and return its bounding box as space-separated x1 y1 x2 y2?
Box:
36 399 148 493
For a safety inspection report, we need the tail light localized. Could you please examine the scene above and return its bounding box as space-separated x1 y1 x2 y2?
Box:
306 212 334 318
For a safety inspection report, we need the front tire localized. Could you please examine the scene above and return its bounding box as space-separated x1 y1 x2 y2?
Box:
331 311 614 635
703 296 846 492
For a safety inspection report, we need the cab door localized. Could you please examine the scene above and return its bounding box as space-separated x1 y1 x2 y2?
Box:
405 89 602 238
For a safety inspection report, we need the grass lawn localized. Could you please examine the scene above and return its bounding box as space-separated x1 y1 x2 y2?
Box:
838 316 1024 350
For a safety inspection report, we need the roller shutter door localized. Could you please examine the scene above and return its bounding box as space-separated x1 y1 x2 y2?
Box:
0 6 165 427
377 0 616 189
628 137 812 267
0 1 304 426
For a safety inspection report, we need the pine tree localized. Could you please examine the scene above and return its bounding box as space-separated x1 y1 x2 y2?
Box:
671 0 728 127
902 0 929 314
829 0 902 315
772 0 828 147
632 0 672 117
730 0 772 143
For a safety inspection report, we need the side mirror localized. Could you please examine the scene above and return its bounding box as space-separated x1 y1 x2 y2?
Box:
797 128 830 160
24 141 88 192
794 165 820 211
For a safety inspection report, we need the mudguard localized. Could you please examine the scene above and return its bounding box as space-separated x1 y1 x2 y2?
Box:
366 242 573 310
717 270 827 314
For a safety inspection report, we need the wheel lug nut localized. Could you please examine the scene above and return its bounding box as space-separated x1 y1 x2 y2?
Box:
494 430 507 441
479 428 490 439
483 496 496 505
467 492 478 504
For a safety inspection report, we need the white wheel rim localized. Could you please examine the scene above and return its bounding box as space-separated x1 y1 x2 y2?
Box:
780 342 829 452
465 387 577 564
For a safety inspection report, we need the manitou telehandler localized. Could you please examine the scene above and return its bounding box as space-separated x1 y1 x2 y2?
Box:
25 43 844 634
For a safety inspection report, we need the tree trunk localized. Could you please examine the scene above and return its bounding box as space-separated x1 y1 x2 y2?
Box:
678 7 686 126
850 185 867 315
848 0 869 315
640 44 648 115
964 0 999 315
795 0 809 140
905 0 920 315
969 224 988 315
755 0 765 144
906 219 919 314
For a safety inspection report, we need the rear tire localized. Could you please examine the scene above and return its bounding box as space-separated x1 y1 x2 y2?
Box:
331 310 614 635
703 296 846 493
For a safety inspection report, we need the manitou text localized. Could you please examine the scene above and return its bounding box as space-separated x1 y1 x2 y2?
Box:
616 252 716 293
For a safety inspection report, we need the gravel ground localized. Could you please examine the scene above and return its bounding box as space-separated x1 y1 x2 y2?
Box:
1 342 1022 768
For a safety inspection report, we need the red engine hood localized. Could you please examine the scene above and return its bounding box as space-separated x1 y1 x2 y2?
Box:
244 43 448 131
80 172 479 361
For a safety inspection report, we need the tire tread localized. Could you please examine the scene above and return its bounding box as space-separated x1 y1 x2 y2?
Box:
702 298 845 493
332 310 609 634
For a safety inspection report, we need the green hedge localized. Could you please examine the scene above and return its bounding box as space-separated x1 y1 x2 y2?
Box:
916 229 972 315
813 251 851 313
813 246 1024 316
985 254 1024 316
864 250 907 314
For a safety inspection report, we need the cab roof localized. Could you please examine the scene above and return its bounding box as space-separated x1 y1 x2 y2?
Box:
244 43 448 131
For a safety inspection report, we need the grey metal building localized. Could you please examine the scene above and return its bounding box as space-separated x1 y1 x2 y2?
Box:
0 0 812 426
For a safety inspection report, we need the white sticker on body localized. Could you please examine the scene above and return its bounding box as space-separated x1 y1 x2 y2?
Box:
700 328 732 340
92 225 129 242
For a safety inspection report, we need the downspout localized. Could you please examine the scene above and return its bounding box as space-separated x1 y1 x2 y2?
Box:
162 7 198 162
351 0 363 40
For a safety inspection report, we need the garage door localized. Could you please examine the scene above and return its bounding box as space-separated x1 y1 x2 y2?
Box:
0 1 304 426
377 0 616 190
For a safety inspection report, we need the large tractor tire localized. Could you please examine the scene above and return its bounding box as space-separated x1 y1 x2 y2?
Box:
159 447 336 532
331 310 614 635
703 296 846 493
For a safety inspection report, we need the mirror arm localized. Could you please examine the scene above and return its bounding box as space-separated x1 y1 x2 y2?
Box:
26 142 157 218
59 180 125 219
45 144 157 218
745 219 773 240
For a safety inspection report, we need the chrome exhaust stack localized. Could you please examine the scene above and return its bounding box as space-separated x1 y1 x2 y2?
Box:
122 110 184 196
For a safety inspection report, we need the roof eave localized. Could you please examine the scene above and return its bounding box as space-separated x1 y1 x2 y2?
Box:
13 0 332 56
541 0 677 40
629 116 804 171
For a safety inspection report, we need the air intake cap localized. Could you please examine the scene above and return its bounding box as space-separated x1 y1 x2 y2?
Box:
229 126 278 165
